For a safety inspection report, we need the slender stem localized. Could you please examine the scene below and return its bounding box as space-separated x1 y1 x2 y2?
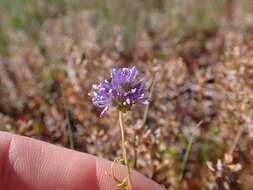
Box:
180 120 203 181
229 126 244 155
179 135 194 181
62 86 75 150
119 111 133 190
142 82 154 127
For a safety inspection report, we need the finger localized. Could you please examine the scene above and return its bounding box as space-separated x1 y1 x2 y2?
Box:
0 132 164 190
0 132 98 190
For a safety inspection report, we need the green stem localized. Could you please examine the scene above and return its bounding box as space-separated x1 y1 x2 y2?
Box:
180 135 194 181
119 111 133 190
180 120 203 181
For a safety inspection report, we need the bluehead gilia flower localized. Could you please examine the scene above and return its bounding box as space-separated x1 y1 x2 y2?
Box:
91 66 150 117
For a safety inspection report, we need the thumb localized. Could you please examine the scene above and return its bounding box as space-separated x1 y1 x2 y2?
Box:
0 132 164 190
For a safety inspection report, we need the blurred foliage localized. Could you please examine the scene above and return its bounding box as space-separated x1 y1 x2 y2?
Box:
91 0 229 46
1 0 252 52
0 23 9 54
0 0 80 31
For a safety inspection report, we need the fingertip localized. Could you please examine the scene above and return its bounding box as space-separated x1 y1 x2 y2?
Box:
0 132 13 187
0 132 13 147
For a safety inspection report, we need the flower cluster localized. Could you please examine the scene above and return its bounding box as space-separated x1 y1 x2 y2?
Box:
91 66 149 117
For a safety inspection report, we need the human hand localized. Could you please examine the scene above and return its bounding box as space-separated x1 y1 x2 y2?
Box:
0 132 164 190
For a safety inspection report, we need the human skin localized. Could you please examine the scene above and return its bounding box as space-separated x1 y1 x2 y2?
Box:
0 132 164 190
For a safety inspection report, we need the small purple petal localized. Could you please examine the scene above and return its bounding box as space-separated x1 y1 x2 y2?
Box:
100 106 109 117
126 98 131 105
138 97 151 104
129 66 138 82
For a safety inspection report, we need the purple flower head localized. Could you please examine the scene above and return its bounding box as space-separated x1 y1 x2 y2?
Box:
91 66 150 117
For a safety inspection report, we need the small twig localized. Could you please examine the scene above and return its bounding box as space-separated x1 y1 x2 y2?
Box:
142 81 155 127
133 136 139 169
180 120 203 181
229 125 244 155
66 110 75 150
62 86 75 150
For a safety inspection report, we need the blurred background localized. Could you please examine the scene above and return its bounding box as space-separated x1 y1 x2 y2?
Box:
0 0 253 189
